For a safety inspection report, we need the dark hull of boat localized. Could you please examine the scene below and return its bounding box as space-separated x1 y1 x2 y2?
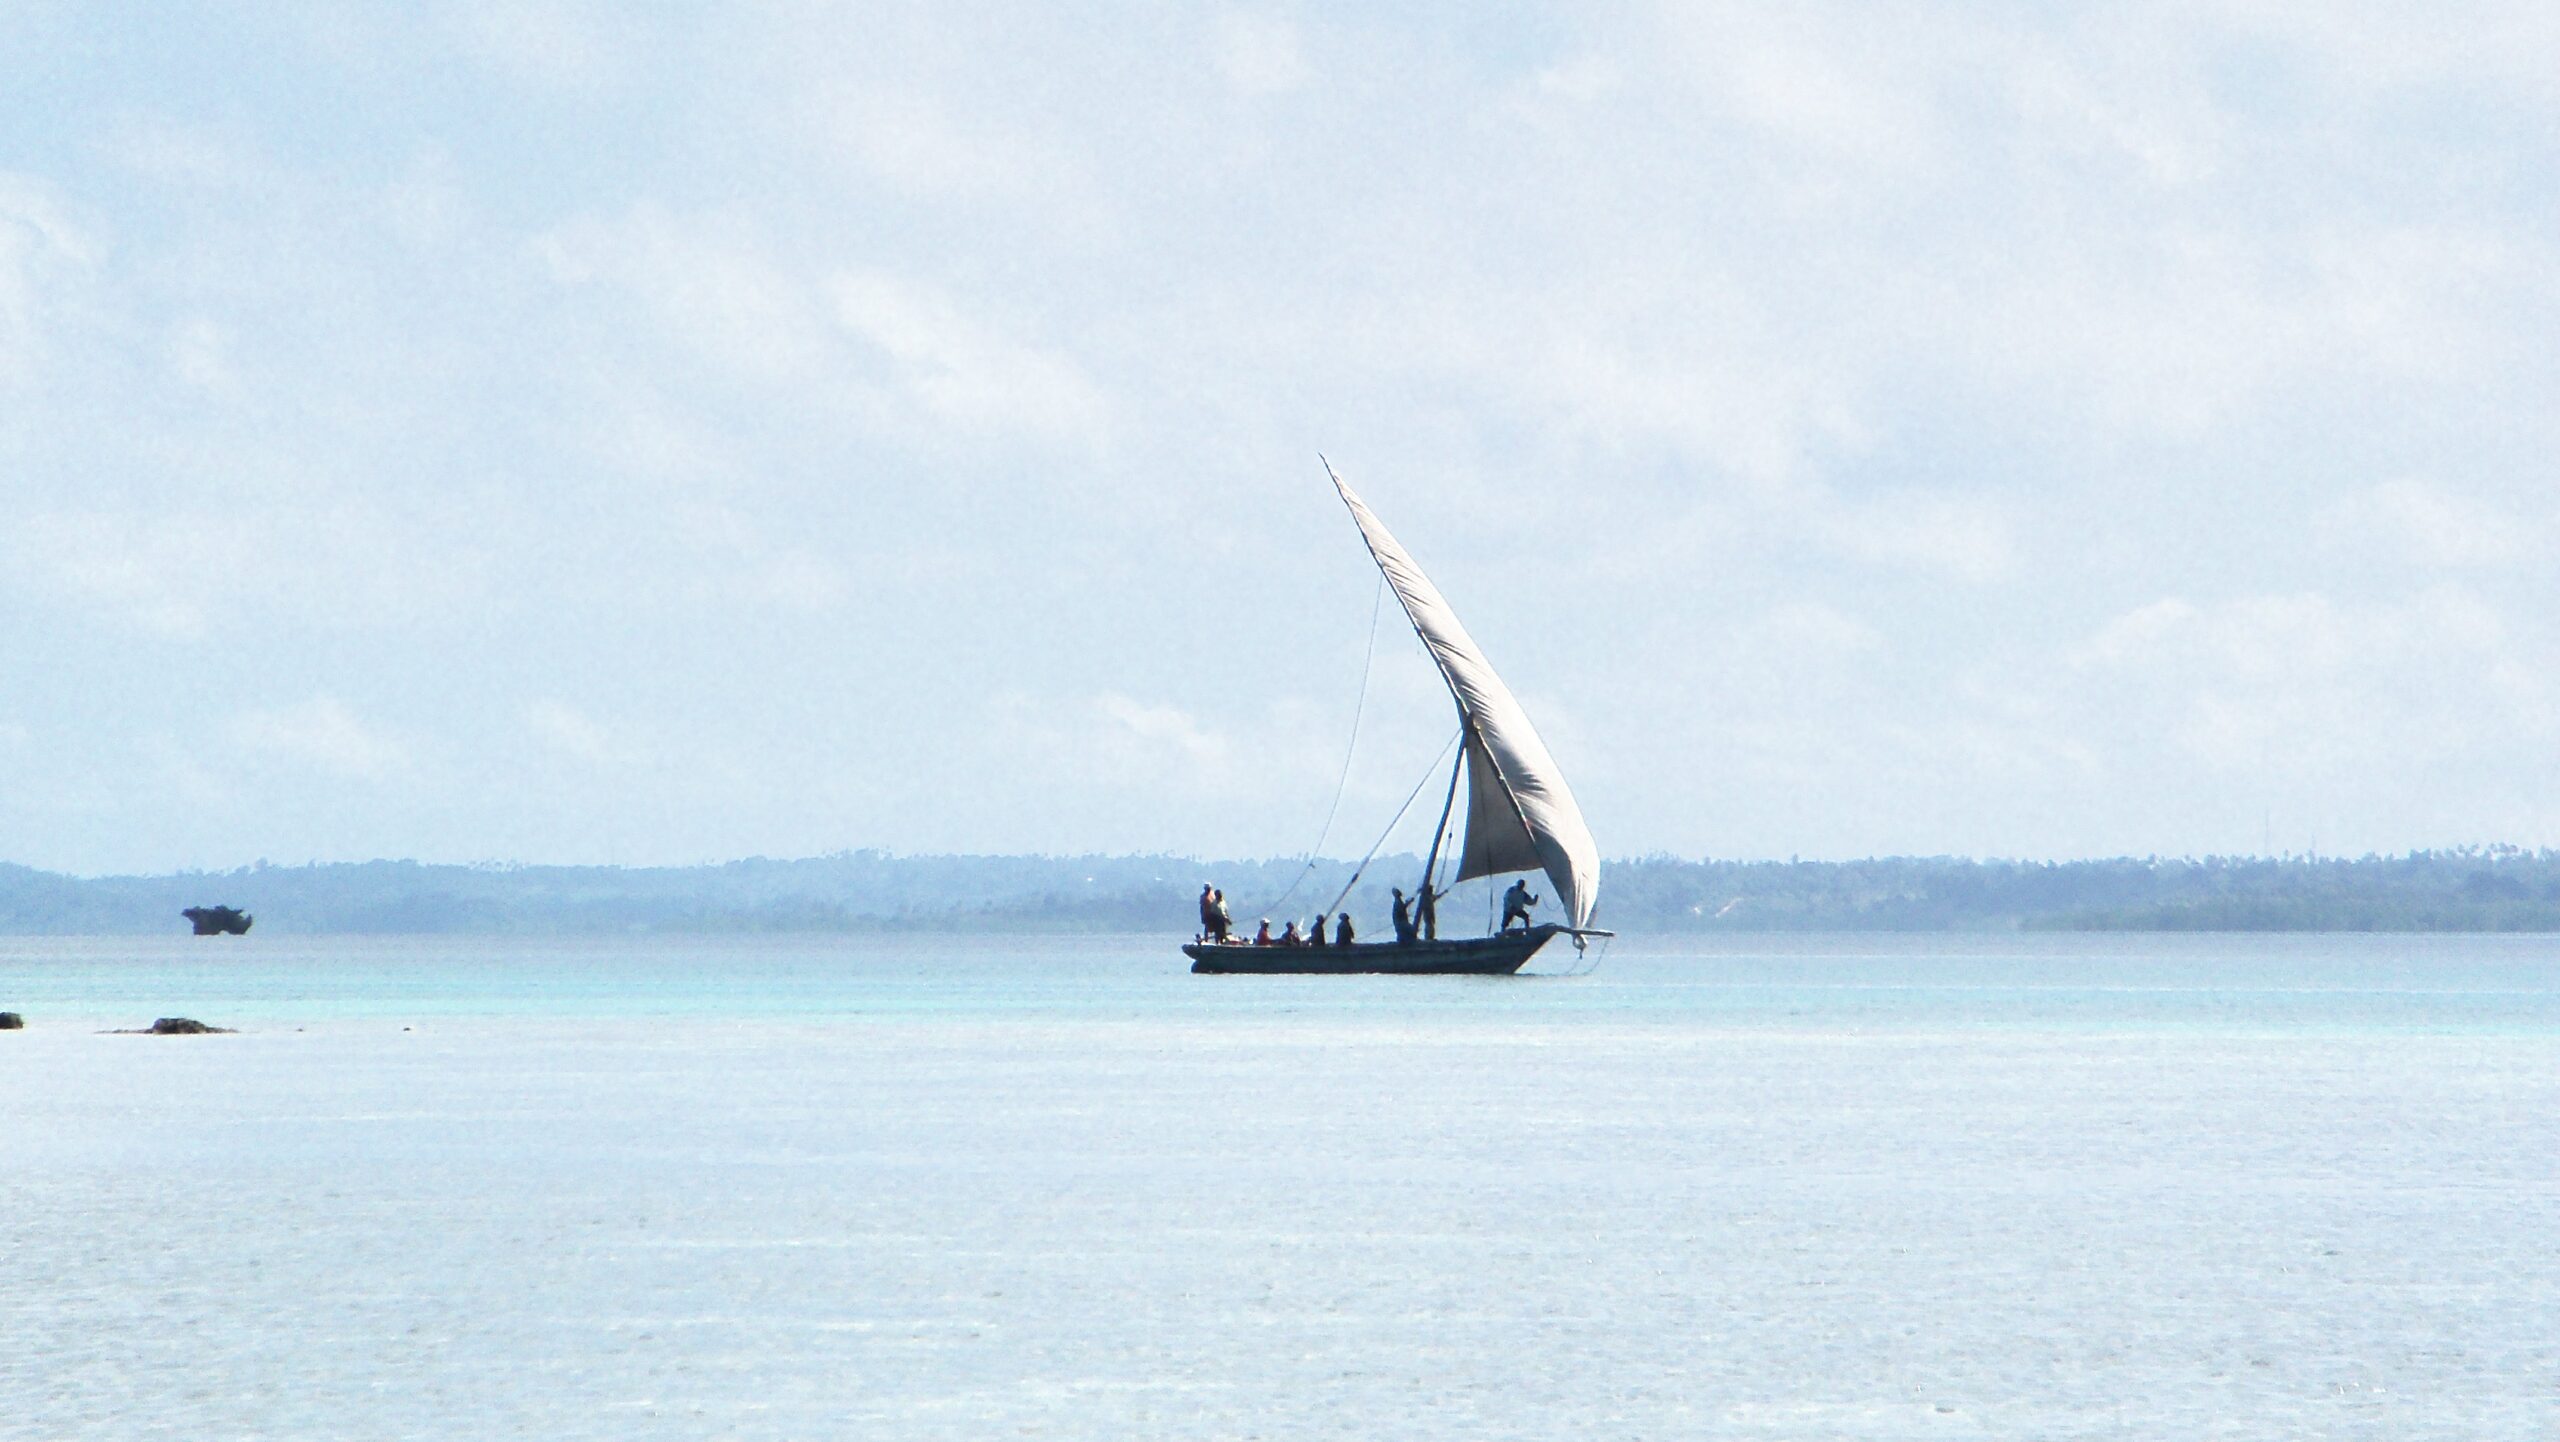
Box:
1186 924 1564 975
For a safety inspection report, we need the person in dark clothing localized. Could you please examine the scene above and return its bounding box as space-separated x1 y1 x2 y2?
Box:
1279 920 1303 947
1390 888 1416 945
1415 881 1445 942
1334 913 1355 947
1500 879 1540 931
1304 916 1327 949
1199 884 1224 941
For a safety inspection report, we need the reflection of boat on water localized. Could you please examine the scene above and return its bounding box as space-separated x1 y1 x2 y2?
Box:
183 905 253 936
1185 462 1609 977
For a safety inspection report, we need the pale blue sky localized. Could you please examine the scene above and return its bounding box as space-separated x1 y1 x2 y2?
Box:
4 2 2556 874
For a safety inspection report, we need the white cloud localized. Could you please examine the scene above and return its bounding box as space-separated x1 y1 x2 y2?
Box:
2316 478 2537 569
1647 6 1950 190
5 499 500 638
811 85 1084 207
828 269 1111 446
1816 488 2015 583
1697 602 1889 730
665 500 855 613
1211 12 1310 97
229 698 410 781
2201 0 2560 99
1761 601 1882 658
534 212 1111 449
379 147 472 251
535 207 833 384
451 0 626 92
990 688 1366 849
2067 587 2550 775
2070 598 2199 669
526 700 645 768
1095 693 1229 770
0 172 98 385
572 392 737 483
750 549 853 612
1940 224 2506 441
1524 316 1854 490
98 114 268 190
6 509 256 637
1529 53 1619 105
1999 29 2225 188
168 315 237 392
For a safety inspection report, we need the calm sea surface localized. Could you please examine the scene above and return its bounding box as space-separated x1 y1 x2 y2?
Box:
5 932 2555 1438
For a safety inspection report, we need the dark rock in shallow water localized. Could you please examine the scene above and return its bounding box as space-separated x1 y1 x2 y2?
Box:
0 1012 22 1030
145 1017 231 1035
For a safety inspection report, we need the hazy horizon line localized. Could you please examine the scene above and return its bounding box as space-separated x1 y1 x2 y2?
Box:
15 842 2556 884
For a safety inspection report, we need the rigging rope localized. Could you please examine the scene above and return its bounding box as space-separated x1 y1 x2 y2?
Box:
1319 727 1462 920
1256 576 1386 920
1552 932 1609 977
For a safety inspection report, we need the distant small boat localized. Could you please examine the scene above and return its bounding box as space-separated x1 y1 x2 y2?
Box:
1186 463 1608 976
182 905 253 936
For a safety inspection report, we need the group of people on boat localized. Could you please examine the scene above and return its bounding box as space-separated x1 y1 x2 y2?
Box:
1196 878 1543 947
1198 887 1352 947
1252 915 1356 948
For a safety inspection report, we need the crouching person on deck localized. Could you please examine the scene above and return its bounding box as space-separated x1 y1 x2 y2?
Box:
1501 879 1541 932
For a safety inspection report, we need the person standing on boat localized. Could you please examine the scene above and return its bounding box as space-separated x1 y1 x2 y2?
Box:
1391 889 1416 945
1334 912 1355 947
1416 880 1445 941
1199 884 1228 942
1500 879 1541 932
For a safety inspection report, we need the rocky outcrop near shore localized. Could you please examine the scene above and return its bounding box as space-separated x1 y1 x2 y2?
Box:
106 1017 236 1035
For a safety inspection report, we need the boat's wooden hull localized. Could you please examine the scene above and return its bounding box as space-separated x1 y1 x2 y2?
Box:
1186 924 1564 975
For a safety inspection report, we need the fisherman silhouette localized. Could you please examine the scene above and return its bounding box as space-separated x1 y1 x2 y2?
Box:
1334 912 1354 947
1501 879 1541 931
1390 888 1416 945
1415 881 1445 941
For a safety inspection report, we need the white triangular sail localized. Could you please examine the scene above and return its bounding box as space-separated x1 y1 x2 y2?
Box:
1328 464 1600 929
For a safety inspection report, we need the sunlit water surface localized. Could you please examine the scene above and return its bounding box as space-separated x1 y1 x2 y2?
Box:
5 932 2554 1438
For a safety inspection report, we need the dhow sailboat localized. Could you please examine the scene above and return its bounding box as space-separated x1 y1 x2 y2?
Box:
1187 464 1609 975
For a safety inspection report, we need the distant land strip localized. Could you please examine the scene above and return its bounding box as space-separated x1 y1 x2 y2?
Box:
9 848 2560 935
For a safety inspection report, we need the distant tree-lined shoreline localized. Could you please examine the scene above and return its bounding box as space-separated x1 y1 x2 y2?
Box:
9 847 2560 935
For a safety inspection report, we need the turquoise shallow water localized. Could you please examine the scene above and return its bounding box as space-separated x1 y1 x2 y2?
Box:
6 933 2556 1438
4 930 2558 1032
